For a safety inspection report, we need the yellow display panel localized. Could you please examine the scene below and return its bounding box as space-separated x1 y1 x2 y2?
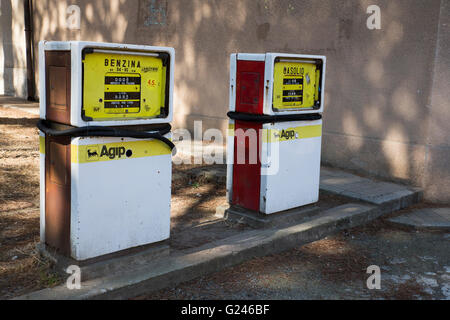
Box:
272 61 319 110
82 52 166 121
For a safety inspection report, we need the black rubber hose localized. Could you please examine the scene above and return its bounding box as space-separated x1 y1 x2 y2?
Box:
37 119 176 151
227 111 322 123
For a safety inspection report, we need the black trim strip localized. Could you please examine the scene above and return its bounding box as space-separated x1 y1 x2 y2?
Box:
227 111 322 123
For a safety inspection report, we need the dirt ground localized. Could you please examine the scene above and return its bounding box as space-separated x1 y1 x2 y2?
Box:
0 106 60 299
139 219 450 300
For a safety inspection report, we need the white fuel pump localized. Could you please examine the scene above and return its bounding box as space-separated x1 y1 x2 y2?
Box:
38 41 175 260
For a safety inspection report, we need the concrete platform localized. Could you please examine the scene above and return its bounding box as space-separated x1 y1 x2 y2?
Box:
387 208 450 231
320 167 423 213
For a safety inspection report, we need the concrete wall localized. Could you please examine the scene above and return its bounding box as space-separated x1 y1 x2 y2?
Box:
0 0 27 97
28 0 449 202
424 0 450 202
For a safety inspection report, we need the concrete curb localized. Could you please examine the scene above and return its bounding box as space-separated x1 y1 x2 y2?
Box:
16 203 382 300
387 219 450 232
387 208 450 232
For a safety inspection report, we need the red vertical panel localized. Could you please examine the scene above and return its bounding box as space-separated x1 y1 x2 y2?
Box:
235 60 265 114
232 121 262 212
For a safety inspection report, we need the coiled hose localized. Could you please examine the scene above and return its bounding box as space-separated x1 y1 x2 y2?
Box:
37 119 176 153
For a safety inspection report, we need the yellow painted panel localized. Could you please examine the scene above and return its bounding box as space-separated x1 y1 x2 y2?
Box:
160 65 166 111
82 52 166 121
39 136 45 154
315 69 321 101
263 125 322 143
71 144 78 163
272 61 319 110
72 139 171 164
228 123 235 136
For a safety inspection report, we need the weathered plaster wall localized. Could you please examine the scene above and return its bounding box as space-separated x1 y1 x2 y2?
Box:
0 0 27 97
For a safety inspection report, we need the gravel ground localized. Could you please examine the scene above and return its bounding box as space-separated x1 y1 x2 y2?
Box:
138 218 450 300
0 106 58 299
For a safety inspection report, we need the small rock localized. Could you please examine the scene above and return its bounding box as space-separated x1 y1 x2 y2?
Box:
390 257 407 265
418 276 439 288
419 256 437 263
402 274 412 281
11 256 18 261
389 275 410 284
441 284 450 299
423 287 434 295
440 274 450 281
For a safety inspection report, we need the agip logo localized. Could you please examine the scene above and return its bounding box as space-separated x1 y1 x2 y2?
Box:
100 146 127 160
280 129 298 140
86 146 99 161
273 129 299 141
77 140 169 164
85 145 131 162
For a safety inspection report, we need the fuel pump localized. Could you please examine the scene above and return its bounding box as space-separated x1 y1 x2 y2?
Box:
227 53 326 214
38 41 175 260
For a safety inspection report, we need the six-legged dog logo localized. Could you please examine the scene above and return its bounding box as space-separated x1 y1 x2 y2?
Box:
86 146 99 161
